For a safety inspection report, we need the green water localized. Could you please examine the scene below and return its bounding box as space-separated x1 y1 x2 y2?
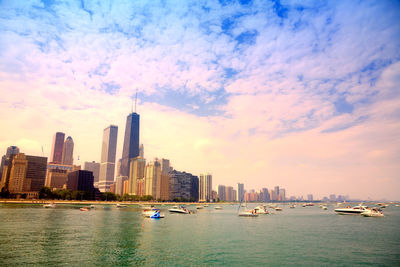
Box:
0 203 399 266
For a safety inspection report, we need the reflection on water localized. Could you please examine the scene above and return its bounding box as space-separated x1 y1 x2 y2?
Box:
0 203 399 266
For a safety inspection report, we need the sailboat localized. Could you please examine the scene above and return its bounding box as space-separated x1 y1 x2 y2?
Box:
237 195 258 217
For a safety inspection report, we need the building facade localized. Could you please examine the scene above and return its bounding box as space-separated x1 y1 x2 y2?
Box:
50 132 65 164
236 183 244 202
120 112 140 177
98 125 118 192
25 155 47 191
144 159 161 199
84 161 100 187
67 170 95 192
127 157 146 195
199 173 212 202
61 136 74 165
0 146 20 182
217 185 226 201
169 170 199 201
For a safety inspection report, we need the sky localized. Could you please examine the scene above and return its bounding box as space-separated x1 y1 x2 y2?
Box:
0 0 399 200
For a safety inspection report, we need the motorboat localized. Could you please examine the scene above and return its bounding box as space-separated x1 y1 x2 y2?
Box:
43 203 56 208
196 206 204 209
322 206 328 210
306 203 314 206
361 208 384 217
254 206 269 214
214 206 223 210
289 204 296 208
274 207 282 211
334 204 369 215
168 206 191 214
238 210 258 217
204 204 209 207
143 208 165 218
80 207 90 211
116 203 128 208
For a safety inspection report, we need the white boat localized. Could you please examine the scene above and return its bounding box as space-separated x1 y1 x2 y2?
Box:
116 203 128 208
43 203 56 208
361 208 384 217
196 206 204 209
334 204 369 215
204 204 209 207
168 206 191 214
322 206 328 210
238 210 258 217
214 206 223 210
254 206 269 214
143 208 165 218
289 204 296 208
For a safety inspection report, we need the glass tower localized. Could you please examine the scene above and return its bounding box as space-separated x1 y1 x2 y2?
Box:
120 112 140 177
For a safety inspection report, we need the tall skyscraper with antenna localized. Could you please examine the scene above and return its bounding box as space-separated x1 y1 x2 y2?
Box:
120 93 140 177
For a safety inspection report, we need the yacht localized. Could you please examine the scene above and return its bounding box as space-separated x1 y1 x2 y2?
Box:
361 208 384 217
334 204 369 215
168 206 191 214
254 206 269 214
43 203 56 208
238 210 258 217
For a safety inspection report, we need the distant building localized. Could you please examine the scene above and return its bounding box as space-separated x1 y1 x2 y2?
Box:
169 170 199 201
98 125 118 192
61 136 74 165
25 155 47 191
50 132 65 164
217 185 226 201
279 188 286 201
84 161 100 187
225 186 234 202
8 153 28 193
145 159 161 199
262 188 270 202
160 159 171 201
67 170 94 192
329 194 336 202
139 144 144 158
307 194 313 201
199 173 212 202
120 112 140 177
115 176 128 196
45 163 73 189
232 189 237 201
0 146 20 182
236 183 244 202
127 157 146 195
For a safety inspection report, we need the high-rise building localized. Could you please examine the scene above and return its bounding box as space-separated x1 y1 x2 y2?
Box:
199 173 212 202
217 185 226 201
307 194 313 201
225 186 234 202
67 170 95 193
98 125 118 192
127 157 146 195
84 161 100 187
120 112 140 177
0 146 20 182
169 170 198 201
144 159 161 199
236 183 244 202
274 186 280 200
139 144 144 158
8 153 28 193
160 159 171 201
279 188 286 201
262 188 270 202
61 136 74 165
115 176 128 196
25 155 47 191
50 132 65 164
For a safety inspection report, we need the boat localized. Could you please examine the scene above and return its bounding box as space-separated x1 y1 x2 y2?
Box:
43 203 56 208
168 206 191 214
321 206 328 210
196 205 204 209
238 210 258 217
306 203 314 206
334 204 369 215
274 207 282 211
80 207 90 211
254 205 269 214
116 203 128 208
143 208 165 218
361 208 384 217
289 204 296 208
204 204 209 207
214 206 223 210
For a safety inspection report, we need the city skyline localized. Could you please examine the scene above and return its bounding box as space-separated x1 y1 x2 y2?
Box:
0 1 399 200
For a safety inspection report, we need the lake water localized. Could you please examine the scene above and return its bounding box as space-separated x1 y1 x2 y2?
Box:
0 203 399 266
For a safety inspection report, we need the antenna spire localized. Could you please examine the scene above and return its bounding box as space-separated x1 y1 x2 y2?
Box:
134 88 138 113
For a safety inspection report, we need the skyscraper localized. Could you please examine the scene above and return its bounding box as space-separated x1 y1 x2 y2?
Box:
0 146 20 182
61 136 74 165
8 153 28 193
98 125 118 192
217 185 226 201
25 155 47 191
144 159 161 199
199 173 212 202
120 112 140 177
84 161 100 187
127 157 146 195
236 183 244 202
50 132 65 164
160 158 171 201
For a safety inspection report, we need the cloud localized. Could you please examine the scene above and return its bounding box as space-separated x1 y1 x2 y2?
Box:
0 0 399 199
